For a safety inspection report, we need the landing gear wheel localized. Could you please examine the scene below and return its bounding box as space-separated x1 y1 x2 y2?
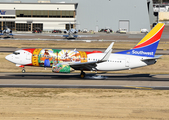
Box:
80 72 85 79
22 69 26 73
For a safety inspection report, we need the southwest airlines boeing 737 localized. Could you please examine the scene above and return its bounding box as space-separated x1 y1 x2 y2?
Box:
5 23 165 78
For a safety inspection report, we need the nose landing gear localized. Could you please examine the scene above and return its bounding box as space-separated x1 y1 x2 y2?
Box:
22 69 26 73
19 65 26 73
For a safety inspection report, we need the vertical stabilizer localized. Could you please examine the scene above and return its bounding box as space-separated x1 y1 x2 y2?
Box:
115 23 165 57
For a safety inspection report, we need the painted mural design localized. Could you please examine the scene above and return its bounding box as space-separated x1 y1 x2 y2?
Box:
31 48 102 73
32 49 88 73
38 49 61 67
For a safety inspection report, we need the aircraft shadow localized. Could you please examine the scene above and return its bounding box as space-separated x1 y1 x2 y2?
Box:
2 73 169 81
1 36 13 39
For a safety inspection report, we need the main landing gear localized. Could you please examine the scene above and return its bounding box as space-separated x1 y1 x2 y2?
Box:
80 70 85 79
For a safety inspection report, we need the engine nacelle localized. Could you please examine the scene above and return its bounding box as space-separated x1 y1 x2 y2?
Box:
52 63 71 73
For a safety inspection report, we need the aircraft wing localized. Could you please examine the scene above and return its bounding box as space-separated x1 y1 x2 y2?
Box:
63 35 78 38
69 61 98 71
69 44 112 71
63 35 69 37
141 55 162 61
73 35 78 38
9 33 14 36
53 42 113 71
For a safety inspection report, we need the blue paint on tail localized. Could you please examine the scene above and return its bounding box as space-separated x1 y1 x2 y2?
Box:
115 40 160 57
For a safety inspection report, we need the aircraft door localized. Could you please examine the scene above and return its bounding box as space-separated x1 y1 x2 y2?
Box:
125 57 130 67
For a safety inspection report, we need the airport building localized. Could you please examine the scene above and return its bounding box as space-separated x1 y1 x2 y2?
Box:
0 0 154 32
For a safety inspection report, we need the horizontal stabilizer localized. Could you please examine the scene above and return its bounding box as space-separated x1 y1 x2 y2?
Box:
141 55 162 61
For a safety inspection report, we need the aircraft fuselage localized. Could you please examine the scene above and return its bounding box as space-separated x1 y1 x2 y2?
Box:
5 48 155 72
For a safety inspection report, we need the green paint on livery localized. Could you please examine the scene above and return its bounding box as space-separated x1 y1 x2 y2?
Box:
53 49 62 53
60 65 70 73
52 62 71 73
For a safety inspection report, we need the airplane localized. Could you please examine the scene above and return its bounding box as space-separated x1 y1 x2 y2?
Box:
63 23 78 39
0 26 14 38
5 23 165 78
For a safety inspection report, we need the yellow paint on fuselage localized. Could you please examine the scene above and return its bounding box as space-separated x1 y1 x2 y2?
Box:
32 48 42 66
79 51 87 63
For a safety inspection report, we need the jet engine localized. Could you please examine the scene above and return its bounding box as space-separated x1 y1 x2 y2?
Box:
52 63 71 73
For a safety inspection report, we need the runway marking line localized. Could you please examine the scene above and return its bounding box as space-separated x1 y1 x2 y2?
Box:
124 86 153 90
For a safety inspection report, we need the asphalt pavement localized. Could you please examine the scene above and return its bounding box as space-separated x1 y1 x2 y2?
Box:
1 73 169 90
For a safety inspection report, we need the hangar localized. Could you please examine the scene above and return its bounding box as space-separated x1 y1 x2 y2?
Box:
0 0 154 32
0 2 77 32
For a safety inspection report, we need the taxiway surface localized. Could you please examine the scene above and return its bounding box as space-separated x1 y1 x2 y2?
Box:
1 73 169 90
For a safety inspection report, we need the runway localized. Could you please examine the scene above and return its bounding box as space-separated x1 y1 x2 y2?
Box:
1 73 169 90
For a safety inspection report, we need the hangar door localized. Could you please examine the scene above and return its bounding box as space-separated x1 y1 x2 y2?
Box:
119 20 129 32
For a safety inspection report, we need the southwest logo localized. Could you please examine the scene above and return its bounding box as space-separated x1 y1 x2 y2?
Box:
0 10 6 15
132 50 154 56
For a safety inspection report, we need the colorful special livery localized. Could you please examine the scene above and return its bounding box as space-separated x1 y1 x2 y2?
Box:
5 23 165 78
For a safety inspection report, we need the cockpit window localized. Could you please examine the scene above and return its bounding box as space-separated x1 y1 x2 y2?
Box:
13 52 20 55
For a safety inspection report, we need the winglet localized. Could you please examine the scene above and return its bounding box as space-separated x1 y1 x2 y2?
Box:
97 43 113 63
100 49 112 62
104 42 114 53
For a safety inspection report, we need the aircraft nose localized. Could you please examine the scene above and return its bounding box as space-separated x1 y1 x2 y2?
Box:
5 54 13 62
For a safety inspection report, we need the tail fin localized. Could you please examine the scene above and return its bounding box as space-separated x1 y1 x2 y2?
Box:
115 23 165 57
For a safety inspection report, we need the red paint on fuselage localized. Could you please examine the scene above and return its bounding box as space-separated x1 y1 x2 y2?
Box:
22 48 35 66
25 63 33 66
23 48 36 54
85 51 102 55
